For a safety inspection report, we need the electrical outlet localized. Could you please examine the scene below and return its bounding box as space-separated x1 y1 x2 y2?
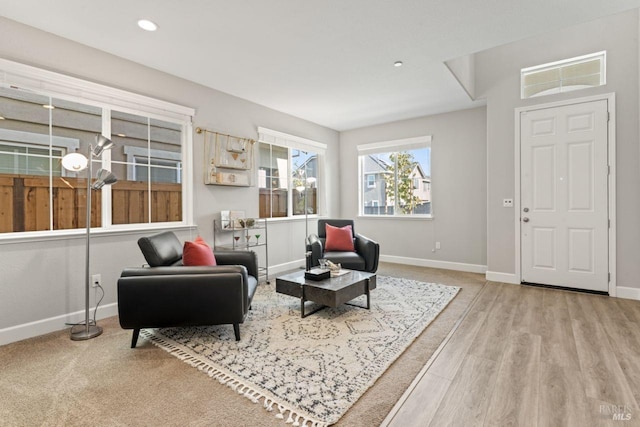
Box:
92 274 101 288
503 198 513 207
435 241 441 250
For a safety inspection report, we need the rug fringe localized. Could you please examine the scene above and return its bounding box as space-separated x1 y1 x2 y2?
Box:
140 329 329 427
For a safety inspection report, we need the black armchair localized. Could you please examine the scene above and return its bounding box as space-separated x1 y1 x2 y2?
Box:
117 231 258 348
306 219 379 273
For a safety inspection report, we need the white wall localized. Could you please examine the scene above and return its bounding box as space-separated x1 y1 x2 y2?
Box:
0 17 339 341
339 107 487 271
475 9 640 288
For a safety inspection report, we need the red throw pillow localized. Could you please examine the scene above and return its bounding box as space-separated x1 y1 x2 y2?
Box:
183 236 217 266
324 224 355 252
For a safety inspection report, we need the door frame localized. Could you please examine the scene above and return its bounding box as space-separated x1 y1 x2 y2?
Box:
514 93 616 296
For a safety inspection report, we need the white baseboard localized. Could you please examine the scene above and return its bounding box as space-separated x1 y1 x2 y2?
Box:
485 271 519 284
616 286 640 301
267 260 305 277
380 255 487 274
0 303 118 346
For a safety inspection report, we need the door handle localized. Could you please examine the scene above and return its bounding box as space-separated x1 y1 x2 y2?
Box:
523 217 529 222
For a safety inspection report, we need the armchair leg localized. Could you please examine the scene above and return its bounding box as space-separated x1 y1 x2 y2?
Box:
233 324 240 341
131 329 141 348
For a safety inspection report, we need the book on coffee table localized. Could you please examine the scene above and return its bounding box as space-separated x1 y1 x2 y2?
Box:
330 269 350 277
304 268 330 281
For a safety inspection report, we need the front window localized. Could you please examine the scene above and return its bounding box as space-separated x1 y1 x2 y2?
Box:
0 62 192 236
358 136 431 216
258 143 318 218
112 112 184 225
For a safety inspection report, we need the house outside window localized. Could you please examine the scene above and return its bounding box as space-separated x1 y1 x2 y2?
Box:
358 136 431 217
257 127 325 219
0 59 194 237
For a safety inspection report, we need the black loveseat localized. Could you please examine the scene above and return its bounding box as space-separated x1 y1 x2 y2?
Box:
117 231 258 347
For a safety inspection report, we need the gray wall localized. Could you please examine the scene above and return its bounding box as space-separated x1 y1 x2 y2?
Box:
475 9 640 287
0 17 339 332
339 107 487 268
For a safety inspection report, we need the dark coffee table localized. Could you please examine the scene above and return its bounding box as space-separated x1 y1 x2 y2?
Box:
275 269 377 318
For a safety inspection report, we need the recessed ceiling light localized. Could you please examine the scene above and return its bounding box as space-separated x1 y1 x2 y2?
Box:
42 104 55 109
138 19 158 32
394 61 404 67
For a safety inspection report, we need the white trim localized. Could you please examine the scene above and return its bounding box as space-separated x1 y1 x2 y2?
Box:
521 50 606 74
486 271 520 284
276 255 487 275
268 260 306 276
183 123 194 226
380 254 487 274
0 302 118 346
257 126 327 153
0 58 194 120
514 93 616 296
357 214 434 221
608 95 617 297
616 287 640 301
356 135 432 155
0 223 197 244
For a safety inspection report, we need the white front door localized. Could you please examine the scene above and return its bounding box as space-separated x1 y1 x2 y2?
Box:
520 99 609 292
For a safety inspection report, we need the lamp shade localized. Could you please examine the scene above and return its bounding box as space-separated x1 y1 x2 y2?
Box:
61 152 88 172
92 135 114 157
92 168 118 190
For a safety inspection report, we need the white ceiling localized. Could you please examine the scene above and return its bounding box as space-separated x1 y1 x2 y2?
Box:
1 0 640 131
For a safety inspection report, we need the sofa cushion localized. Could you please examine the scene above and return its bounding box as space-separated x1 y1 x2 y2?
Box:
183 237 217 266
325 224 355 252
323 251 366 271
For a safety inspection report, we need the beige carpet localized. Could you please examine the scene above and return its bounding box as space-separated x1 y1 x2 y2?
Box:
0 263 484 427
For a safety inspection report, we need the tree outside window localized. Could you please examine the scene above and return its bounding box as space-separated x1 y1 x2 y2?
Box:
360 146 430 216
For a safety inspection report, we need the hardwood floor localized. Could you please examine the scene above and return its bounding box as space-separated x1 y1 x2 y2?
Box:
382 282 640 427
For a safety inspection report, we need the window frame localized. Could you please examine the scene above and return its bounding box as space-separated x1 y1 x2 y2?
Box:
257 127 326 221
0 58 195 242
357 135 432 218
521 51 606 99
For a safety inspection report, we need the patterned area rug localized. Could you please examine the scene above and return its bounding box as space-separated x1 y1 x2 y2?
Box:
142 276 459 426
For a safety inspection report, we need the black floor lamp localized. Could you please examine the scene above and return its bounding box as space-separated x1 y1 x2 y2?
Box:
61 135 117 341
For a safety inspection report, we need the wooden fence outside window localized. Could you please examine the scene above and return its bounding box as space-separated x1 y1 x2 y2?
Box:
0 174 181 233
